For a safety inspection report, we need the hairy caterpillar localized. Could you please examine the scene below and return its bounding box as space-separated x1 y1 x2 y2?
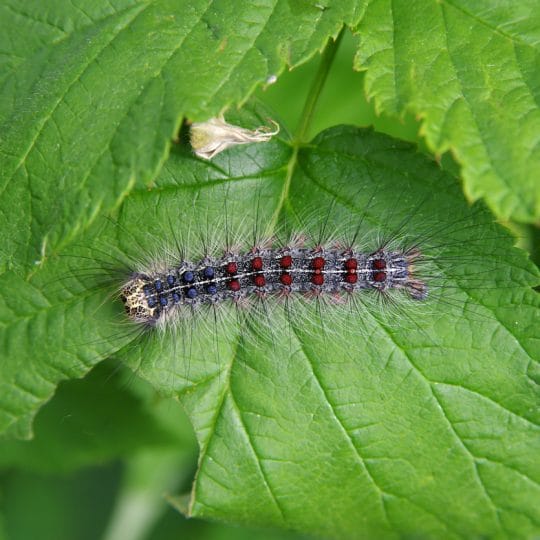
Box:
94 178 515 378
120 242 427 327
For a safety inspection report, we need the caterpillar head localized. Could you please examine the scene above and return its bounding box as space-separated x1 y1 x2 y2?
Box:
120 276 159 324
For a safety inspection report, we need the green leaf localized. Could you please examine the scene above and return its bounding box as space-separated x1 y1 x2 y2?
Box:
353 0 540 223
0 0 361 273
2 107 537 536
0 362 196 473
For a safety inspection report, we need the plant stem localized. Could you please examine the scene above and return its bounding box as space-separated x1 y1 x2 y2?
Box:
268 28 344 231
294 27 345 143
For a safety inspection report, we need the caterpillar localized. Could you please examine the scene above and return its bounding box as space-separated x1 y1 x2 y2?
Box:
102 182 509 376
120 243 427 327
96 167 511 348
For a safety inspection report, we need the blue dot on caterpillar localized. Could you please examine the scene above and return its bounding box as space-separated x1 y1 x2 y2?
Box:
120 245 427 326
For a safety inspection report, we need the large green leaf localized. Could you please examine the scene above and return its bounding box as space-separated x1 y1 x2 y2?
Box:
1 107 538 536
0 0 361 273
354 0 540 223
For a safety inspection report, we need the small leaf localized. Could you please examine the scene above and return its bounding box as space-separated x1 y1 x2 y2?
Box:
354 0 540 223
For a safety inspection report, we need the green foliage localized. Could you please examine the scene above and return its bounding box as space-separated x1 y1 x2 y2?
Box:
0 2 539 539
354 0 540 223
1 464 122 540
120 121 540 538
0 0 359 273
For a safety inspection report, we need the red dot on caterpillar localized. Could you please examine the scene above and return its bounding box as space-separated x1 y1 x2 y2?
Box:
225 261 238 274
280 273 293 286
228 279 241 291
280 255 292 268
253 274 266 287
251 257 263 271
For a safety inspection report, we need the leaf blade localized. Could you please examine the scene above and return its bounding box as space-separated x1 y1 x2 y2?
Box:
354 0 540 223
0 0 360 273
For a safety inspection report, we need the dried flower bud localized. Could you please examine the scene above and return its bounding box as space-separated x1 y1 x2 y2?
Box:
190 115 279 160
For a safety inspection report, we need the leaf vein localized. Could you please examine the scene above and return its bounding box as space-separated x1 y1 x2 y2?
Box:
440 0 540 53
374 320 505 533
228 389 287 522
292 324 393 530
0 1 150 199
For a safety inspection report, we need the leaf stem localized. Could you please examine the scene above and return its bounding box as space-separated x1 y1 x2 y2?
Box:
268 28 344 232
294 27 345 143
